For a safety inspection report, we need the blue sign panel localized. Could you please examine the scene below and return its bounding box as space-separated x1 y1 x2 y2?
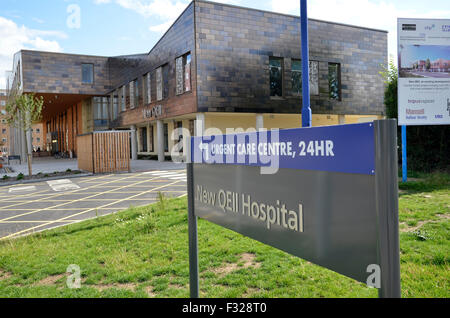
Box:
191 123 375 175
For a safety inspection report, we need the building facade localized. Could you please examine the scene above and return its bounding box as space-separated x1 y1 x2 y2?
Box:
6 0 388 162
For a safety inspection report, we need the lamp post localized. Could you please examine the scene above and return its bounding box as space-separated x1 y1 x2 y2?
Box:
301 0 312 128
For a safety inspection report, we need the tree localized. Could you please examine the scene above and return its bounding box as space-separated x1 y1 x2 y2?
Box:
5 92 44 176
379 59 398 119
426 58 431 71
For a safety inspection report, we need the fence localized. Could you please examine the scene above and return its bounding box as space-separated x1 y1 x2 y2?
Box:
77 131 131 173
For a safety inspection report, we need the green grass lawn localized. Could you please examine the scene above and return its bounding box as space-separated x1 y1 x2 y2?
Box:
0 173 448 298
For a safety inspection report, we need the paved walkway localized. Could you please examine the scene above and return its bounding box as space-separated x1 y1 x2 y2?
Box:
1 158 186 178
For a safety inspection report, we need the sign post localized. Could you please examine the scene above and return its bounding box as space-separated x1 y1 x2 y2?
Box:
187 120 401 298
402 125 407 183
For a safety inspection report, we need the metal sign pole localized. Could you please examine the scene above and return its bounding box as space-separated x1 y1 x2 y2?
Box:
187 161 199 298
374 120 401 298
300 0 312 128
402 125 407 183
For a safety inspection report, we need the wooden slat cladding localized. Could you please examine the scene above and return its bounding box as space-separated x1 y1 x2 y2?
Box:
77 131 130 173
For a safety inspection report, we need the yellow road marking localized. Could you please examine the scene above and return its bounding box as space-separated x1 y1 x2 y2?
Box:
0 175 169 222
0 173 147 210
1 180 182 240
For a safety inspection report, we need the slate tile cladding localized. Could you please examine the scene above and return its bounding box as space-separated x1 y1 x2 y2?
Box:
114 2 196 127
194 0 388 115
21 50 113 95
17 0 387 123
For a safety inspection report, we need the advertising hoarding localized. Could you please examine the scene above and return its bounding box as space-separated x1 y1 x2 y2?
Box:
398 18 450 126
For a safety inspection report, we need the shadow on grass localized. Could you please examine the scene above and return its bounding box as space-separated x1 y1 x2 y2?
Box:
399 172 450 196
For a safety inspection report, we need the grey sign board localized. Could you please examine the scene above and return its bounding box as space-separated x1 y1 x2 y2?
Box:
187 120 401 298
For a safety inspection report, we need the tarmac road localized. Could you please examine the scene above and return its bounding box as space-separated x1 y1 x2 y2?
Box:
0 170 187 240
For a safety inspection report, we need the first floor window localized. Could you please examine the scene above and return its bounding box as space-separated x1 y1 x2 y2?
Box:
82 64 94 84
291 60 319 96
121 86 126 111
156 67 163 101
328 63 341 100
270 57 283 97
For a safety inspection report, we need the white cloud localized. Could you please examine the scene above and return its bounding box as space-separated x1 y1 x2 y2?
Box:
270 0 450 64
94 0 112 4
97 0 241 34
0 16 66 89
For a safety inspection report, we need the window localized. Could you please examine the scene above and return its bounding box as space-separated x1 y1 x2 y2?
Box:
82 64 94 84
162 64 169 99
291 60 319 96
129 81 135 109
121 86 126 112
269 57 283 97
134 78 140 108
2 138 6 143
156 67 163 101
36 128 40 134
93 97 109 127
0 101 5 106
37 138 40 143
176 57 184 95
112 90 119 120
139 127 148 153
176 53 192 95
163 123 168 152
328 63 341 100
185 54 192 92
291 60 302 96
1 129 6 134
149 126 154 152
145 73 151 104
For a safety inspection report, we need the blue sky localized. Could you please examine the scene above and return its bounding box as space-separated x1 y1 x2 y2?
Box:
1 0 450 88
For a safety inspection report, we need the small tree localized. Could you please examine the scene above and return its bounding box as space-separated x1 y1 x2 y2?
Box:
5 92 44 176
379 59 398 119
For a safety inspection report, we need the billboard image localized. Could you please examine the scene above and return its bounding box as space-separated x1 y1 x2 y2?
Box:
398 18 450 126
399 45 450 79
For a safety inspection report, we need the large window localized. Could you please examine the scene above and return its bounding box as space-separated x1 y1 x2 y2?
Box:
149 125 154 152
176 53 192 95
129 81 135 109
291 60 319 96
145 73 151 104
121 86 126 111
269 57 283 97
134 78 140 108
328 63 341 100
111 91 119 120
156 67 163 101
291 60 302 96
163 123 168 152
162 64 169 99
139 127 148 153
82 64 94 84
93 97 109 127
